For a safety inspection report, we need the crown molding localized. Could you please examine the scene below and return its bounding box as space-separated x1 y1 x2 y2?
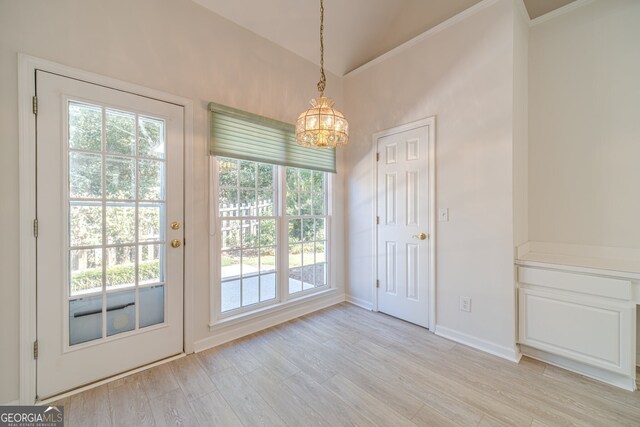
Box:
529 0 597 26
344 0 500 79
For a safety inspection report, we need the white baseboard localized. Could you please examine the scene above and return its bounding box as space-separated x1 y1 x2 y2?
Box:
194 291 345 352
345 295 373 310
522 345 637 392
1 400 20 406
434 325 520 362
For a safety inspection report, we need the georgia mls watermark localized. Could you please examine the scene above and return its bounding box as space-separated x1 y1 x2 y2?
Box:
0 406 64 427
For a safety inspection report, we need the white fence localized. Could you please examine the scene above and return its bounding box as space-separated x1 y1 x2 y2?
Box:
220 200 273 248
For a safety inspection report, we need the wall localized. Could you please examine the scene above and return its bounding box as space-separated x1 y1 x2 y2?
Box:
513 2 529 248
0 0 344 403
528 0 640 249
343 0 518 356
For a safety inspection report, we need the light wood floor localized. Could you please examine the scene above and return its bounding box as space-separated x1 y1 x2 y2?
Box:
53 303 640 426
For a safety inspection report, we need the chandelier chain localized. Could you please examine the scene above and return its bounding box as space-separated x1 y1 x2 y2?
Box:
317 0 326 96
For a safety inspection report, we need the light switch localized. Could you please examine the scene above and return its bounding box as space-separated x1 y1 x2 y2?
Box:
439 208 449 222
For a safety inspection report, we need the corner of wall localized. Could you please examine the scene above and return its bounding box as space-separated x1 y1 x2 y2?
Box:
512 0 529 248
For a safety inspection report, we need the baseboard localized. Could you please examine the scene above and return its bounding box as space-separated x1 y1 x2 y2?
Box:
345 295 373 310
1 400 20 406
193 291 345 352
434 325 520 362
521 345 637 392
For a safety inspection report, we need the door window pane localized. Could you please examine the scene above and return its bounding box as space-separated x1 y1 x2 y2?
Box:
139 204 163 242
139 159 164 200
106 290 135 336
106 204 135 244
70 203 102 247
69 296 103 345
106 156 136 199
105 246 136 291
69 152 102 199
106 109 135 156
139 244 163 285
139 285 164 328
70 248 103 296
68 102 101 152
138 117 165 159
66 100 168 346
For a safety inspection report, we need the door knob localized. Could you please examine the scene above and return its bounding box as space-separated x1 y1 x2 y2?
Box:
170 221 181 230
412 232 428 240
171 239 181 248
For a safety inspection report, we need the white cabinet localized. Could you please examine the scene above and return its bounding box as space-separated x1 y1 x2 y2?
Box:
517 264 638 391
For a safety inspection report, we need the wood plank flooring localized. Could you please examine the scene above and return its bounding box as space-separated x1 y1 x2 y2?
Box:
54 303 640 426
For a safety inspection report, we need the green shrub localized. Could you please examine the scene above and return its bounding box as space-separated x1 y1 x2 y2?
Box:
71 260 160 292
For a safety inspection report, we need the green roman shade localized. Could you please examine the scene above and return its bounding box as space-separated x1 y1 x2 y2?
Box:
209 102 336 173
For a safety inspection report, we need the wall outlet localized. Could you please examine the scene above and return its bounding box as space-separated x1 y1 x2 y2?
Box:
439 208 449 222
459 296 471 312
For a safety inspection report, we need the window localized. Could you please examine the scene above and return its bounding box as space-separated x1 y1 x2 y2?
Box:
286 168 328 294
213 157 331 318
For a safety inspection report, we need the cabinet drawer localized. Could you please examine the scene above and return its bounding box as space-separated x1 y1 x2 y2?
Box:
518 266 631 300
518 288 633 374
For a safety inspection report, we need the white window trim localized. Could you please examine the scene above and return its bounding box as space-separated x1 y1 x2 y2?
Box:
208 156 336 329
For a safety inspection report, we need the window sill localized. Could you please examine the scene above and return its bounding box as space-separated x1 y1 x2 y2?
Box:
208 287 339 331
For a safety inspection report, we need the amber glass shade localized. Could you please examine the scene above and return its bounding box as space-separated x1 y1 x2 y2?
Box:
296 97 349 148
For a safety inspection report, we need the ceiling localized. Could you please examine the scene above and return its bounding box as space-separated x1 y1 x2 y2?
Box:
193 0 577 76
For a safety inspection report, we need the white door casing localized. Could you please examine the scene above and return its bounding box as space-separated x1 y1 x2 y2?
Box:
35 70 184 399
375 120 435 328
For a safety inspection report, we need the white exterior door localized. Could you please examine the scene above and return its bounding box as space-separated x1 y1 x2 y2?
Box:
377 125 431 328
35 71 184 399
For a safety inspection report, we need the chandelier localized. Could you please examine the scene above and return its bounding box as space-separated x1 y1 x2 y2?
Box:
296 0 349 148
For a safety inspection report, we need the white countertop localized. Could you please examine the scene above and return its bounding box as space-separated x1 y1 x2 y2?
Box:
516 242 640 281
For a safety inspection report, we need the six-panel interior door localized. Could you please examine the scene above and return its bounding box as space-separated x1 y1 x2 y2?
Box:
35 71 184 399
377 126 430 328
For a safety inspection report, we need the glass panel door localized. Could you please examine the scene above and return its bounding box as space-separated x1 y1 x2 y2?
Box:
36 70 184 399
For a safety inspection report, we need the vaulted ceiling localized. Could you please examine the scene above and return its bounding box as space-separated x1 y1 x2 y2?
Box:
192 0 577 76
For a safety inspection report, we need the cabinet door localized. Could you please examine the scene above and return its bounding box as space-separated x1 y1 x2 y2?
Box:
518 287 634 375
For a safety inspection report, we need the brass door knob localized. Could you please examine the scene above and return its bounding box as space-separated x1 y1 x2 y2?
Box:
170 221 181 230
171 239 181 248
412 232 428 240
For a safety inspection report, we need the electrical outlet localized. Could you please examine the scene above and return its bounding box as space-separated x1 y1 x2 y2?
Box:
459 296 471 312
439 208 449 222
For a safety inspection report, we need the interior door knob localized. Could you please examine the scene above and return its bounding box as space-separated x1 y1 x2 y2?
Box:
171 239 181 248
412 232 428 240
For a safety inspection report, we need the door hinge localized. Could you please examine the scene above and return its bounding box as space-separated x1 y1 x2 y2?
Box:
33 218 38 238
376 152 380 161
32 96 38 115
33 340 38 359
376 280 380 288
376 216 380 225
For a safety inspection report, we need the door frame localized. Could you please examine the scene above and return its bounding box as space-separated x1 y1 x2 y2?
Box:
18 54 195 404
371 117 436 330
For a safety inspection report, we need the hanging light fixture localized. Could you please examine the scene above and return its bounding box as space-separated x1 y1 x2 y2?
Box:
296 0 349 148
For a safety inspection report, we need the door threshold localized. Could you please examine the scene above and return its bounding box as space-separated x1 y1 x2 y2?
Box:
37 352 186 405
